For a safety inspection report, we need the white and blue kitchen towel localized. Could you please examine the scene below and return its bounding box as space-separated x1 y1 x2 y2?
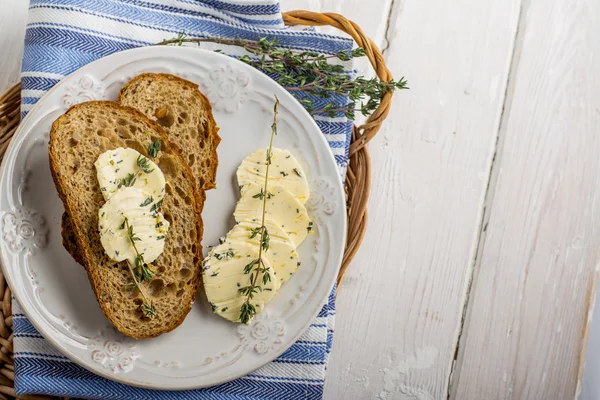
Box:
15 1 354 399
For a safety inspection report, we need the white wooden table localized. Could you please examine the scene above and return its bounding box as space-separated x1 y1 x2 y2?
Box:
2 0 600 398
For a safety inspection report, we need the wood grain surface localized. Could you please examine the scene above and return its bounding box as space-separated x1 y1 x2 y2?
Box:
1 0 599 398
452 0 600 398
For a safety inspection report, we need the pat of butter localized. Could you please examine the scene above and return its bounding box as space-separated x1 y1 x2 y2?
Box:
237 148 309 204
226 220 299 285
95 147 165 205
202 241 278 323
98 187 170 264
234 183 311 248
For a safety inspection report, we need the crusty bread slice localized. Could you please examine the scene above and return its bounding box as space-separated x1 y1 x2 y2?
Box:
118 73 220 191
50 101 203 339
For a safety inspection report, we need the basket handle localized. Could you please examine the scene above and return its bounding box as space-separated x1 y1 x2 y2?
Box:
283 11 393 287
283 11 393 155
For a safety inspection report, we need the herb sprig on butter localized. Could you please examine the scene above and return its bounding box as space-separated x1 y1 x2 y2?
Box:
116 140 161 188
122 217 156 319
238 97 279 324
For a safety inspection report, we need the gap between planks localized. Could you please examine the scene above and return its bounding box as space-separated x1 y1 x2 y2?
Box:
446 0 527 398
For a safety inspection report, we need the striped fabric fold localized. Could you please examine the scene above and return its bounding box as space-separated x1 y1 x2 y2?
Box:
14 1 352 399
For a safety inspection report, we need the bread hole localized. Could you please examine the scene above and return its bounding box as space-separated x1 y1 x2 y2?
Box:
178 281 185 289
148 279 165 297
117 118 128 126
158 156 177 175
116 127 131 139
68 138 78 148
191 244 197 254
128 124 137 135
205 160 211 167
177 116 184 125
188 153 195 166
176 289 184 298
166 282 177 294
198 177 205 188
175 185 186 199
133 298 143 306
164 182 173 196
156 112 175 128
69 161 79 174
157 266 166 274
199 140 205 149
179 267 192 280
202 120 210 139
164 212 173 225
173 198 180 207
125 140 145 155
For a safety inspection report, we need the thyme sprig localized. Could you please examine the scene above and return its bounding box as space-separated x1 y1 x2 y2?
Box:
117 140 161 188
238 97 279 324
122 217 156 318
159 34 407 120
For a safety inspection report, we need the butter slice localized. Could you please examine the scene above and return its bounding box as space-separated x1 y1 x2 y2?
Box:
237 148 309 204
203 241 278 323
95 147 165 205
233 183 311 248
98 186 170 264
226 220 299 285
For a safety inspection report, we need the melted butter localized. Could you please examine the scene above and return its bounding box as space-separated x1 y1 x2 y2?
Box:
237 148 309 204
203 241 278 323
234 182 311 248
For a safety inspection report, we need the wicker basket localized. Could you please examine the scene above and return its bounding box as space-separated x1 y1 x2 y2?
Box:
0 10 394 399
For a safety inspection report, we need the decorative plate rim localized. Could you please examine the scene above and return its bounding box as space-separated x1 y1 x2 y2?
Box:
0 46 346 390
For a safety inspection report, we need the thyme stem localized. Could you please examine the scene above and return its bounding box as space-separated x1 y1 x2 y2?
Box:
123 217 156 318
159 34 408 120
239 97 279 323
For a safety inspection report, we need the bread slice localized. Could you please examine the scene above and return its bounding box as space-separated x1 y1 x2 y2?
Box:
118 73 220 191
61 73 219 266
50 101 203 339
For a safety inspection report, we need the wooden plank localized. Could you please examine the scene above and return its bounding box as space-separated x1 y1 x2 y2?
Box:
451 0 600 398
0 1 28 93
284 0 520 398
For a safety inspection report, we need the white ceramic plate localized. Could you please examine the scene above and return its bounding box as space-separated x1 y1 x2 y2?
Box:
0 47 345 389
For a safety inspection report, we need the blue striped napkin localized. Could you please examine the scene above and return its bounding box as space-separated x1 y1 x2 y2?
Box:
14 1 354 398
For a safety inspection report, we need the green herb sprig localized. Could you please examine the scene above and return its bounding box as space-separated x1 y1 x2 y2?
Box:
159 35 407 120
147 140 161 158
122 217 156 319
238 97 279 324
117 141 161 188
